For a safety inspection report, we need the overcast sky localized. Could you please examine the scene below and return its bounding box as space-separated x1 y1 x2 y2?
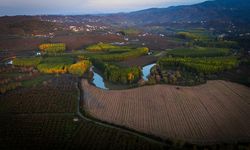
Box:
0 0 206 16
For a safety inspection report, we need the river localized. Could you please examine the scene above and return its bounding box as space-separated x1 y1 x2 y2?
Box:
142 63 156 81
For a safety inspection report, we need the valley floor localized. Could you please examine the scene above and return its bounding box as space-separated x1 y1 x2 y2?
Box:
82 80 250 144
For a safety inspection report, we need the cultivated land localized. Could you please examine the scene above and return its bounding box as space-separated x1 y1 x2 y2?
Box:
0 75 164 150
82 79 250 144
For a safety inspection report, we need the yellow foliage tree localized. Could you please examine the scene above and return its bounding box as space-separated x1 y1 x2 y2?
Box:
69 60 91 77
127 72 135 82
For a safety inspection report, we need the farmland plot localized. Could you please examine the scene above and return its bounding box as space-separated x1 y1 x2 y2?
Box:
82 80 250 144
0 74 165 149
0 75 77 113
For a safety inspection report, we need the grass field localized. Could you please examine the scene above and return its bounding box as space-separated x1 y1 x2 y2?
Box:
82 79 250 144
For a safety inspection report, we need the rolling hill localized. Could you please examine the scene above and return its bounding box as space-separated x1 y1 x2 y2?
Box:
118 0 250 25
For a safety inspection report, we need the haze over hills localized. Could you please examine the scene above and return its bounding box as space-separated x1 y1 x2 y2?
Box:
0 0 250 149
35 0 250 27
115 0 250 25
1 0 250 26
1 0 250 52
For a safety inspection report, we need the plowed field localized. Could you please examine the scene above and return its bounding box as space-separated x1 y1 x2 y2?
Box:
82 80 250 144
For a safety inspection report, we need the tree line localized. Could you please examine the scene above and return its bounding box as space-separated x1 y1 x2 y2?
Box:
158 57 239 74
39 43 66 54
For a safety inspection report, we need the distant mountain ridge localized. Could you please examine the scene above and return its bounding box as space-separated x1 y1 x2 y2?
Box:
119 0 250 25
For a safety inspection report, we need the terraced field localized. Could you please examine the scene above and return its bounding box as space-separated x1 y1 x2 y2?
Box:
82 80 250 144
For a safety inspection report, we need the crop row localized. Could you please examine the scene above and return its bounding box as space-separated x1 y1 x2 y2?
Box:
0 75 77 113
82 79 250 144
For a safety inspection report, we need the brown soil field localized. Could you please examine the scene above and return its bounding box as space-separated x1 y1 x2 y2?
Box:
82 80 250 144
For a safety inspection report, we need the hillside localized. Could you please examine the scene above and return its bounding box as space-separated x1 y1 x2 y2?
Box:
121 0 250 25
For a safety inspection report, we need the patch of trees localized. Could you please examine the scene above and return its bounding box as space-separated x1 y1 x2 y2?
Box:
37 56 73 74
92 47 149 61
167 47 231 57
86 43 117 51
147 65 206 86
193 40 238 48
91 58 141 84
68 60 91 77
13 57 41 67
104 64 141 84
158 57 239 74
39 43 66 54
177 32 199 40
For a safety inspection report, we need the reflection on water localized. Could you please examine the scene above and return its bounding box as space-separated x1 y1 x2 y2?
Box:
142 63 156 81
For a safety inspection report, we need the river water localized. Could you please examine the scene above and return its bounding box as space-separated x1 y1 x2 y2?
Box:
142 63 156 81
91 63 156 89
91 68 109 90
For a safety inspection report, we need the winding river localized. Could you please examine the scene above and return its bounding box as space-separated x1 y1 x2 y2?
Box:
91 63 156 89
142 63 156 81
91 68 109 90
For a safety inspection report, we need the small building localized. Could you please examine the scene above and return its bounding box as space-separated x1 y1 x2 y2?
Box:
36 52 41 56
147 51 153 55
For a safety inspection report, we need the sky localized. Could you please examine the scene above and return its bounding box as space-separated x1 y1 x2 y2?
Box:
0 0 206 16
